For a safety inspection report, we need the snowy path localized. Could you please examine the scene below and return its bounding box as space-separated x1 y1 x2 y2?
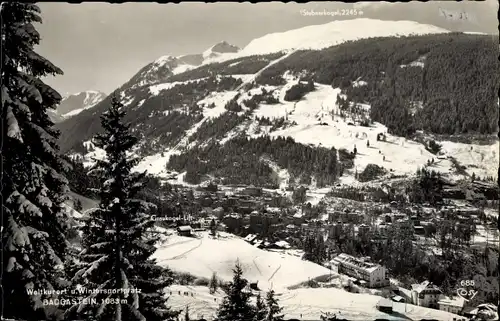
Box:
253 256 263 276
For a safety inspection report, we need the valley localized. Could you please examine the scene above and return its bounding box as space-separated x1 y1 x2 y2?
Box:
4 4 498 321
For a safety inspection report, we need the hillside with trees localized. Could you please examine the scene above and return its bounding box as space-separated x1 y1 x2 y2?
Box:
167 135 339 187
57 75 243 153
256 33 499 136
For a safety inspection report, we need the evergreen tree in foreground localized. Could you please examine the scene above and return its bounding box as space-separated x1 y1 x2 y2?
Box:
254 293 266 321
65 94 179 321
215 261 255 321
1 3 71 320
264 290 284 321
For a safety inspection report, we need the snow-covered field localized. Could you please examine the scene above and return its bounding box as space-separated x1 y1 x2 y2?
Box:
153 231 332 290
165 285 461 321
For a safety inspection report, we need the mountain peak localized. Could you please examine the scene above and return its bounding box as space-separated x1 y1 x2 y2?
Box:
203 41 240 58
51 91 107 122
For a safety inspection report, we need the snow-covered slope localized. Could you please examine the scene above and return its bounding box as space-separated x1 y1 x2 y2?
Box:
60 20 497 186
205 18 449 63
153 231 331 290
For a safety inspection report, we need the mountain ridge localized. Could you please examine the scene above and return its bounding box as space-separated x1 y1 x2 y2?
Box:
56 19 498 187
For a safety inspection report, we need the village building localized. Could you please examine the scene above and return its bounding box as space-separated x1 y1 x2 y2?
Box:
437 296 465 315
376 298 393 313
177 225 192 237
357 224 370 238
330 253 388 288
410 281 442 308
328 222 343 239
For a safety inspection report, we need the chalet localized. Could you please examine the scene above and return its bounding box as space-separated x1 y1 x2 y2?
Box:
273 240 291 249
391 295 406 303
331 253 388 288
293 213 305 225
244 234 257 244
177 225 192 237
410 281 442 308
438 296 465 315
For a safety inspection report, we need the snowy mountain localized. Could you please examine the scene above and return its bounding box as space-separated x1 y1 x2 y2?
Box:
203 18 449 63
124 41 240 89
56 18 499 188
202 40 240 59
49 90 107 122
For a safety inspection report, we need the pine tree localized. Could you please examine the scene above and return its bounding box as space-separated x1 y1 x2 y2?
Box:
209 218 217 237
254 293 267 321
1 3 72 320
264 290 284 321
74 198 83 212
215 261 255 321
209 272 219 294
65 94 179 321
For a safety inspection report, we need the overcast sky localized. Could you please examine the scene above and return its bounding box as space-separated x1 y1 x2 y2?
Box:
36 1 498 95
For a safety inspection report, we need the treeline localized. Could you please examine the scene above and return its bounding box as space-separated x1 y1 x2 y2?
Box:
167 135 339 187
189 111 248 143
255 116 295 132
255 33 498 136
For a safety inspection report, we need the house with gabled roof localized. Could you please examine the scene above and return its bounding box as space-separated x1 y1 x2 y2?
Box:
410 280 442 308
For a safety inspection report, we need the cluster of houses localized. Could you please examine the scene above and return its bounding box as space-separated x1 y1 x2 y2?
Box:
391 281 498 319
159 183 498 320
